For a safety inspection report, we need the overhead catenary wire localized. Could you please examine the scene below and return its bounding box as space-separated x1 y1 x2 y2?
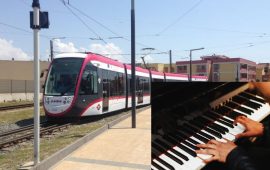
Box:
59 0 133 62
0 22 50 39
156 0 204 36
66 2 166 54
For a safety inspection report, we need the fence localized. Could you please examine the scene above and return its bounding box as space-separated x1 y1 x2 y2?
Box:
0 80 45 93
0 80 45 102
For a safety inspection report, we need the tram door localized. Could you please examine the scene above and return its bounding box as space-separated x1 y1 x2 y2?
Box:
102 70 109 112
137 77 143 104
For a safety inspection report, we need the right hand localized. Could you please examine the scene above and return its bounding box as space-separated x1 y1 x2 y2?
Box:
234 116 264 139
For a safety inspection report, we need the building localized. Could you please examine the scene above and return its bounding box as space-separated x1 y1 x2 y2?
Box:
0 60 49 81
176 55 257 82
256 63 270 82
137 63 176 73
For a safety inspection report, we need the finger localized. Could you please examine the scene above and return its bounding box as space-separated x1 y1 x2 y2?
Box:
195 149 216 155
234 116 246 123
196 144 207 148
234 117 247 126
235 132 251 139
204 156 217 163
208 139 219 145
196 144 216 149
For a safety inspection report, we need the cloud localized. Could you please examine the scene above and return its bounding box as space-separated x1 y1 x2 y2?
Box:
52 40 126 62
53 39 79 53
90 43 126 62
0 38 30 60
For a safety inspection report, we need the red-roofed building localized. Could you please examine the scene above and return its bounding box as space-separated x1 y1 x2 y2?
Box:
176 55 257 82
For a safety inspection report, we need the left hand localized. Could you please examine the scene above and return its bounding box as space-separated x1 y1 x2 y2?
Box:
195 139 237 163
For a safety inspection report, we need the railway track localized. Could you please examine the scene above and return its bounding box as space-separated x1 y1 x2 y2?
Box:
0 103 42 111
0 122 71 149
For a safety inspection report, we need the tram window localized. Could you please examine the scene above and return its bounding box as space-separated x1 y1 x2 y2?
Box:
144 77 150 93
118 73 124 95
79 64 98 95
109 71 117 96
152 78 164 82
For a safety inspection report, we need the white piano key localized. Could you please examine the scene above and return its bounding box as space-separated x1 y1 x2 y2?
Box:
153 158 171 170
159 153 182 170
173 145 205 170
151 165 159 170
221 132 235 141
214 121 241 136
201 129 227 143
181 142 212 160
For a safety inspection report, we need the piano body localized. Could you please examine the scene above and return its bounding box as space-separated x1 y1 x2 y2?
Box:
151 82 270 170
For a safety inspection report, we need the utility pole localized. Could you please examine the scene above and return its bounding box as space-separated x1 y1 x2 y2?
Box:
32 0 40 164
169 50 172 72
131 0 136 128
50 40 53 61
189 47 204 82
50 37 65 61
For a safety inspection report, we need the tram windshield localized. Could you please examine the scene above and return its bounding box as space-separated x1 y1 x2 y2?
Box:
45 58 84 96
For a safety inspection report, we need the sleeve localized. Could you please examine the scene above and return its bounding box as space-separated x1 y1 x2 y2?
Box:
226 146 258 170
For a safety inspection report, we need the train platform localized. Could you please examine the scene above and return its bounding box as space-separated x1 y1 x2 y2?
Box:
50 108 151 170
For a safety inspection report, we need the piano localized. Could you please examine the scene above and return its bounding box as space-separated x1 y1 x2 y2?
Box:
151 82 270 170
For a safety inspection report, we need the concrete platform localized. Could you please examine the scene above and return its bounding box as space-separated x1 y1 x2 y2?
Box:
50 108 151 170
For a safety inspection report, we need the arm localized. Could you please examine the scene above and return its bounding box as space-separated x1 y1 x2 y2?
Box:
226 146 257 170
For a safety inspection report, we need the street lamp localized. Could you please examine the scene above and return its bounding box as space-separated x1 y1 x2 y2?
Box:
189 47 204 82
50 37 65 61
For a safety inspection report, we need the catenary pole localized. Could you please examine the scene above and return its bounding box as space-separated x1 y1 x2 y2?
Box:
131 0 136 128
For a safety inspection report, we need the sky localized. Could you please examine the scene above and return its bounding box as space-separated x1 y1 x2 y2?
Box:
0 0 270 64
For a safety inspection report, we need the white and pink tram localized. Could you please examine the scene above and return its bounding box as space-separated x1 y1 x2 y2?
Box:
43 52 208 119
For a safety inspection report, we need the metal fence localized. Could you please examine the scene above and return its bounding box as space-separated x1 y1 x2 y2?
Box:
0 80 45 93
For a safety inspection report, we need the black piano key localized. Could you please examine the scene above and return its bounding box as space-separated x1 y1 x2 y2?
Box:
229 111 247 119
216 118 234 128
219 116 234 124
197 116 228 134
178 134 200 146
215 106 231 115
179 125 210 143
184 124 215 140
240 92 266 104
204 112 234 128
152 151 175 170
163 135 189 161
176 142 197 157
190 119 223 139
204 127 222 139
225 102 253 115
182 140 199 150
233 95 261 109
204 111 219 119
152 142 184 166
155 138 188 162
211 121 229 133
152 160 166 170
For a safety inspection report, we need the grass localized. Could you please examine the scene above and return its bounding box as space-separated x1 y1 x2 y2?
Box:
0 123 103 170
0 106 147 170
0 101 34 108
0 108 45 125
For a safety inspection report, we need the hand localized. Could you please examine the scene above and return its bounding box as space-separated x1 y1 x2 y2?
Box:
234 116 264 139
248 82 270 102
195 139 237 163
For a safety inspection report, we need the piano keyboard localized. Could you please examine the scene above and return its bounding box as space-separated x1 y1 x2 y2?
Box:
151 87 270 170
